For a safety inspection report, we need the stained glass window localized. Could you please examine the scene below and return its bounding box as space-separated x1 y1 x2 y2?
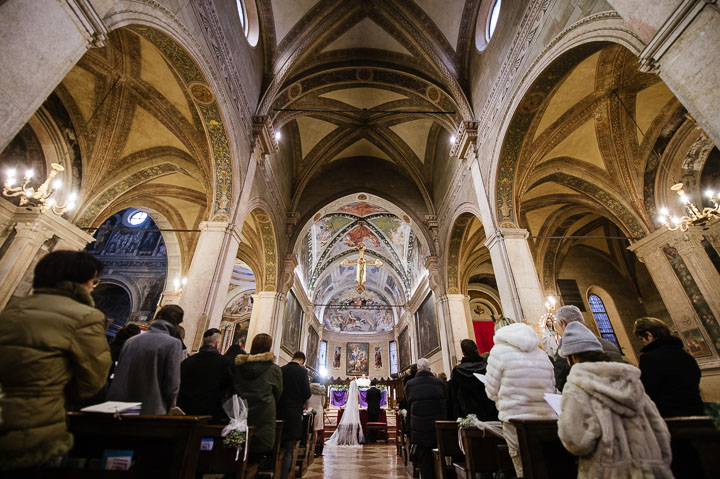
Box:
588 294 619 346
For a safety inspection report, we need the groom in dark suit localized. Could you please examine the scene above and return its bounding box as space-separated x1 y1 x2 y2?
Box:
366 379 382 422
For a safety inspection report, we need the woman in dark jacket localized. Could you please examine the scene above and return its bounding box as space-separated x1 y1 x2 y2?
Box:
634 317 704 417
234 333 283 460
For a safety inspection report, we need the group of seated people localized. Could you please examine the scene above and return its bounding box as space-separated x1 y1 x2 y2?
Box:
0 251 325 479
402 306 705 479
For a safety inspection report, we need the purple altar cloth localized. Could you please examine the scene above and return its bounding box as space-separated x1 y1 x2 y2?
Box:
330 389 387 407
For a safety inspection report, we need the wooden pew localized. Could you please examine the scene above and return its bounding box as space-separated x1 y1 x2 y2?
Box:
665 416 720 478
396 412 405 460
256 420 285 479
454 426 513 479
54 412 210 479
433 421 463 479
510 419 577 479
295 413 314 477
195 425 258 479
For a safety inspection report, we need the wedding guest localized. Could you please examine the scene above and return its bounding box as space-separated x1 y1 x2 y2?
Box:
634 316 704 417
485 322 556 478
277 351 311 479
554 305 622 391
0 251 111 472
558 322 673 478
405 358 447 479
107 305 184 415
234 333 283 466
177 328 232 423
307 376 326 456
448 339 498 421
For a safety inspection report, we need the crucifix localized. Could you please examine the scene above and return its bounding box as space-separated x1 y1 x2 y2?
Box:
341 242 383 294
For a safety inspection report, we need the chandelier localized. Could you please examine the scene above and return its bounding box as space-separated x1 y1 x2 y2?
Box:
3 163 77 215
656 183 719 232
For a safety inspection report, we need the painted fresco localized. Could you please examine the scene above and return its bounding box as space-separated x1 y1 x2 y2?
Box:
224 291 254 317
333 345 342 369
398 327 411 372
324 290 394 333
346 342 369 376
374 346 383 369
306 327 320 370
369 216 409 261
416 292 440 358
281 291 303 354
682 328 713 358
315 215 353 246
314 275 332 303
337 201 388 216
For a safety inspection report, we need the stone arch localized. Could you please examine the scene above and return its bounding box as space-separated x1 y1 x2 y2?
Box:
445 210 490 295
238 207 279 292
100 5 240 218
488 12 645 225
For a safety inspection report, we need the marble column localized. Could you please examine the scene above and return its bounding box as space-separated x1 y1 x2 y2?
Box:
439 294 474 366
484 229 546 329
0 0 109 151
608 0 720 147
178 221 242 351
246 291 287 357
0 206 94 308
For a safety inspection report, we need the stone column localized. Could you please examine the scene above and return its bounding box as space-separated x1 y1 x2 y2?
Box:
439 294 474 365
484 229 546 328
607 0 720 147
0 0 109 151
0 207 94 308
178 221 242 351
246 291 287 357
673 229 720 319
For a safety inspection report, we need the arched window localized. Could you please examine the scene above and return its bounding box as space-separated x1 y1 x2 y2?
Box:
486 0 501 43
587 293 619 346
475 0 501 51
236 0 247 34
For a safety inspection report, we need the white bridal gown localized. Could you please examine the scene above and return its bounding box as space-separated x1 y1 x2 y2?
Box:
325 379 365 447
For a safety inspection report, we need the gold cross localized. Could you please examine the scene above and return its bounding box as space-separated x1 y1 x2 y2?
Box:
341 242 383 293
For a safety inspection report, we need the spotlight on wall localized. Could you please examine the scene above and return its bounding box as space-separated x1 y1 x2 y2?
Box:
319 366 328 378
275 131 281 141
174 276 187 293
450 135 456 145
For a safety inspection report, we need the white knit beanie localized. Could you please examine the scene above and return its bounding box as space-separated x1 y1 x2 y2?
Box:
559 321 603 357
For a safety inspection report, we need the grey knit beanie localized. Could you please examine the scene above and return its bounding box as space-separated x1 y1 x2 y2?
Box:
559 321 602 357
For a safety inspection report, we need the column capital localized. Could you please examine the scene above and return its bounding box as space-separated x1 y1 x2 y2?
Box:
198 220 230 233
65 0 109 48
252 115 279 156
449 121 479 163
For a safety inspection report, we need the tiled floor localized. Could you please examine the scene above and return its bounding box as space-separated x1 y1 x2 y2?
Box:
304 443 406 479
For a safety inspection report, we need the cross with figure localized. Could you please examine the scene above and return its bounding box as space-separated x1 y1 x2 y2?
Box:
341 242 383 293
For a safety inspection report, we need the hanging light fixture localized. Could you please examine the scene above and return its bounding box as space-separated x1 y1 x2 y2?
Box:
656 183 720 232
3 163 77 215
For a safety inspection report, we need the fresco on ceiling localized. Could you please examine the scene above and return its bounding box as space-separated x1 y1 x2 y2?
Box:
315 216 353 246
324 290 394 333
407 233 425 291
384 276 401 301
314 275 332 304
337 201 388 216
369 216 409 260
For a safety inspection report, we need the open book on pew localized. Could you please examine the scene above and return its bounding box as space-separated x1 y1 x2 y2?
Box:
81 401 142 415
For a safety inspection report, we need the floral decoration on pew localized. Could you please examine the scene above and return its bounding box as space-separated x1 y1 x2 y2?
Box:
222 395 249 461
304 408 316 416
328 384 387 392
457 414 478 429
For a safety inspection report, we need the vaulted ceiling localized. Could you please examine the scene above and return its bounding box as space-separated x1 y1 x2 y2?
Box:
255 0 479 211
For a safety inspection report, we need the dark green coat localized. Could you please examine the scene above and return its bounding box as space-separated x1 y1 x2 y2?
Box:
0 282 111 470
234 352 283 454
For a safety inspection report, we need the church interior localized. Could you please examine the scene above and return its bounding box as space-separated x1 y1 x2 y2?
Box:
2 0 720 477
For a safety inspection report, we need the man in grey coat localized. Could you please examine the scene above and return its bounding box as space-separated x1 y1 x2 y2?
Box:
107 305 184 414
553 305 623 391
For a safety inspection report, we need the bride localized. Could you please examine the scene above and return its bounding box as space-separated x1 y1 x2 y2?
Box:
325 379 364 446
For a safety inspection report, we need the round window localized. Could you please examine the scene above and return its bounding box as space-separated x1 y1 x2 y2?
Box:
475 0 501 52
128 211 148 226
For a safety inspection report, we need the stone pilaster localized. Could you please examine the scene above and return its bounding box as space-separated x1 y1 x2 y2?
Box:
178 221 242 352
246 291 287 357
0 0 108 151
439 294 474 367
608 0 720 147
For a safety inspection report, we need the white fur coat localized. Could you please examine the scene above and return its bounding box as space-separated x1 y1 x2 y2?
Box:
485 323 557 421
558 362 673 479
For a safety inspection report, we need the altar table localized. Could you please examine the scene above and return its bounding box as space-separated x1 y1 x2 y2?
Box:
330 388 388 408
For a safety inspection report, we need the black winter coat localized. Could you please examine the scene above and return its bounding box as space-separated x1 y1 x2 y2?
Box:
366 386 382 421
638 335 704 417
405 370 447 447
277 362 311 441
224 344 246 364
178 346 233 423
234 352 283 454
448 355 498 421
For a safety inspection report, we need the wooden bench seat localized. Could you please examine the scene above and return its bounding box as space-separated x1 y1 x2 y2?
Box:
433 421 463 479
510 419 577 479
454 425 513 479
665 416 720 478
196 424 258 479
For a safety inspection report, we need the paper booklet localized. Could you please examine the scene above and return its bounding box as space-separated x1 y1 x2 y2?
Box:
81 401 142 414
473 373 487 384
544 393 563 416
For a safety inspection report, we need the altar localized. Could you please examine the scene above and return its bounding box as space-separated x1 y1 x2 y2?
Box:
329 386 388 408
